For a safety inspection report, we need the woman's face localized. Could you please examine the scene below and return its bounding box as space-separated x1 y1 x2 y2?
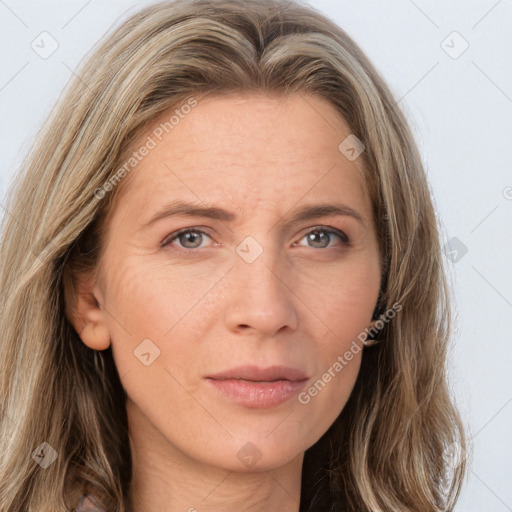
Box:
83 92 381 472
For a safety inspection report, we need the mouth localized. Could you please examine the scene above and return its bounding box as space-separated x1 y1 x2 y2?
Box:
205 365 309 409
206 364 309 382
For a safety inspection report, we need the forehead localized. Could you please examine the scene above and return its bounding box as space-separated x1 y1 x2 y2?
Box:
111 92 372 223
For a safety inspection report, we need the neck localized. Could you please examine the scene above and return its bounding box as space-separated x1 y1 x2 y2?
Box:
125 399 303 512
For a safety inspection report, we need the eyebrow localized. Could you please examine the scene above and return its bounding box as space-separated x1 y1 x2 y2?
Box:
143 199 365 228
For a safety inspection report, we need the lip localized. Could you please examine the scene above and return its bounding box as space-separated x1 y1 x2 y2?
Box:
206 365 309 409
207 364 309 382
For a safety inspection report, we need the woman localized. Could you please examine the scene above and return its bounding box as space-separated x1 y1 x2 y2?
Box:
0 0 468 510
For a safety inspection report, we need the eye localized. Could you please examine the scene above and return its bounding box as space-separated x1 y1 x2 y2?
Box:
161 225 349 253
294 226 349 249
161 228 213 251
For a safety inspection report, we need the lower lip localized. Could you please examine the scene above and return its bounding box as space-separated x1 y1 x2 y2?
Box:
206 378 307 409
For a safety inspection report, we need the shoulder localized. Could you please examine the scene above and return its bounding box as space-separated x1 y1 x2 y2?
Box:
64 465 114 511
75 493 108 511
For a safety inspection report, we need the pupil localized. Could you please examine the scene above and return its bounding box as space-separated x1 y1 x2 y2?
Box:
181 232 201 248
309 230 328 247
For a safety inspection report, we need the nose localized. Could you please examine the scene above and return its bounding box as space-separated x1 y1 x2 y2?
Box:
223 245 299 337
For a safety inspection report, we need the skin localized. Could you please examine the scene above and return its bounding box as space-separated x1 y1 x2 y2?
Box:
71 92 381 512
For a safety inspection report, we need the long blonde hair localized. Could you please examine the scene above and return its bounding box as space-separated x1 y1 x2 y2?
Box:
0 0 467 510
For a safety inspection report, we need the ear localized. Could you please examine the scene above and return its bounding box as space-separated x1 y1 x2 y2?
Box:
65 272 111 351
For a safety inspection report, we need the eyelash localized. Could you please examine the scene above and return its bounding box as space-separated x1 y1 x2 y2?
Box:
161 226 349 253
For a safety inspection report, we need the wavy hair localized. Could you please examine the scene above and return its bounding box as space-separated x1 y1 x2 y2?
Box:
0 0 468 510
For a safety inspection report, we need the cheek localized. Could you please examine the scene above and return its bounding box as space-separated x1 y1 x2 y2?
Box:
102 264 206 423
101 259 222 394
290 258 378 421
302 255 380 337
103 258 213 336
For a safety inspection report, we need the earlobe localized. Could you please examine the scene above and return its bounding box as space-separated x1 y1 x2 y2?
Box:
65 273 111 351
80 320 111 351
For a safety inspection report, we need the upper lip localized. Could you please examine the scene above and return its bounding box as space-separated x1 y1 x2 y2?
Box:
207 365 309 382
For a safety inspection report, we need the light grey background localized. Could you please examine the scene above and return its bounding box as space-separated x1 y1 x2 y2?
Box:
1 0 511 509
